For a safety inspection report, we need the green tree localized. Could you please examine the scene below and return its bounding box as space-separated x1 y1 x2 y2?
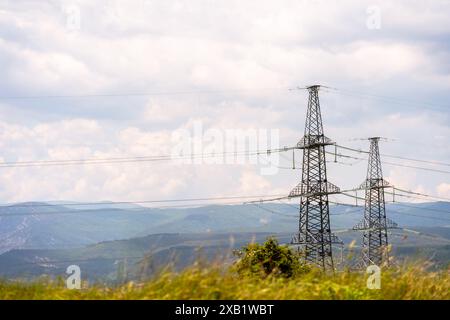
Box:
234 237 309 278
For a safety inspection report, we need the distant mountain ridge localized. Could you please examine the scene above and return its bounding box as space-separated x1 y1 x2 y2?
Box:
0 201 449 254
1 227 449 282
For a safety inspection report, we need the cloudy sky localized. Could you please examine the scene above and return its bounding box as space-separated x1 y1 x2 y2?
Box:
0 0 449 204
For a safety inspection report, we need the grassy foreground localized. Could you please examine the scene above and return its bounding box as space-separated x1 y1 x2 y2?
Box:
0 263 449 300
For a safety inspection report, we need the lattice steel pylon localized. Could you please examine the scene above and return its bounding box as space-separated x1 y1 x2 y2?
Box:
353 137 397 267
290 85 342 271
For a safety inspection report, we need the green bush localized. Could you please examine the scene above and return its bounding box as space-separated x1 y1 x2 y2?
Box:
233 237 310 278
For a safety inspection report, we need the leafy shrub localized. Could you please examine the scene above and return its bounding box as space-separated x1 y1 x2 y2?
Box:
233 237 310 278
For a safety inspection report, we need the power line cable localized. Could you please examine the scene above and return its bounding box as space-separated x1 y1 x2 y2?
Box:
340 192 450 215
388 209 450 222
2 255 148 268
328 151 450 174
392 187 450 202
323 87 448 112
0 194 284 209
277 200 363 215
0 197 289 217
0 86 300 100
285 194 450 222
389 202 450 214
250 203 297 218
336 144 450 167
0 148 288 168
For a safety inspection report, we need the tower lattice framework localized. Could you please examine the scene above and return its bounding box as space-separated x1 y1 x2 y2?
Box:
290 85 341 271
353 137 397 267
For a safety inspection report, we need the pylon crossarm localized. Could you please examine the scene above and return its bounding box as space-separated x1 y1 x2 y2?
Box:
354 220 395 231
297 134 334 149
288 181 340 198
358 179 390 190
290 232 307 245
386 218 399 229
352 219 368 231
291 231 343 245
329 233 344 245
288 182 307 198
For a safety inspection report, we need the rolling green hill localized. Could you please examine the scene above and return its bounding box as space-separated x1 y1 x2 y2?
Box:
1 201 449 254
1 228 449 282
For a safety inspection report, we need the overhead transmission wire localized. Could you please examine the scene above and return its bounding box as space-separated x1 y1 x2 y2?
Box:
392 187 450 202
391 202 450 215
277 200 363 216
265 182 450 217
278 194 450 222
0 147 291 168
4 85 447 113
279 141 450 203
335 144 450 167
0 191 413 219
0 131 447 173
0 194 372 219
0 194 291 217
384 189 450 214
9 255 149 268
0 84 446 171
386 190 448 204
274 141 450 175
0 86 303 100
322 87 449 112
274 188 450 218
252 161 450 213
1 86 448 212
388 209 450 222
36 145 439 216
327 150 450 174
3 145 448 176
0 201 248 217
339 192 450 221
0 194 285 209
324 145 450 203
250 203 297 218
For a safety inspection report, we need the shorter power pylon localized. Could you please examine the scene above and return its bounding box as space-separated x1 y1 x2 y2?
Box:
353 137 398 267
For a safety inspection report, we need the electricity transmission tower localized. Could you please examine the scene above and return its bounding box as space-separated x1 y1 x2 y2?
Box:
353 137 397 267
290 85 342 271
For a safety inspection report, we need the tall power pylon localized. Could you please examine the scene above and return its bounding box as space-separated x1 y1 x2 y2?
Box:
353 137 397 267
290 85 342 271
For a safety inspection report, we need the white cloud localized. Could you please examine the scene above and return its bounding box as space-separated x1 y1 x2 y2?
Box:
0 1 448 203
437 183 450 199
238 170 271 194
0 117 283 202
